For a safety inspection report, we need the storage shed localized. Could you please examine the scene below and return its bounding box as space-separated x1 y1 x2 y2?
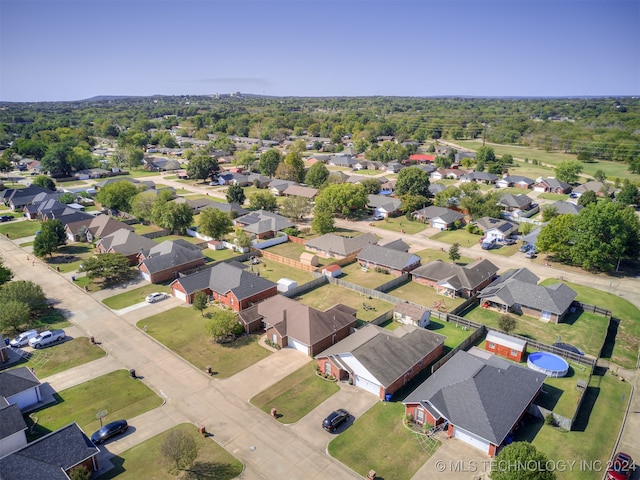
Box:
485 330 527 362
322 264 342 278
300 252 320 267
277 278 298 293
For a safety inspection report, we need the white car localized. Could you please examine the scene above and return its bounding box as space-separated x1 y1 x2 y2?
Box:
145 292 167 303
10 330 39 348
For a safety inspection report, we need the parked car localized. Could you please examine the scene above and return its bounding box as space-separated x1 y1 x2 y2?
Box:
503 238 516 245
146 292 167 303
28 329 66 349
606 452 634 480
481 239 497 250
9 330 39 348
322 409 350 432
525 249 536 259
90 420 129 444
0 215 14 222
373 213 384 221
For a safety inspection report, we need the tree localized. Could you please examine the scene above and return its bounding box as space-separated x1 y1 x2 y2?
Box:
96 180 140 212
0 300 31 333
258 149 282 177
234 228 253 250
577 190 597 207
33 230 60 257
198 207 232 239
498 314 516 333
41 143 72 176
205 310 244 342
448 243 461 263
186 155 219 182
434 156 452 169
31 175 56 191
192 291 208 317
491 442 555 480
616 183 639 206
394 167 431 197
475 146 496 165
0 257 13 285
226 184 246 205
153 202 194 234
234 150 255 170
312 210 335 234
314 183 367 217
541 205 558 222
126 147 144 170
161 429 199 473
0 280 48 315
401 194 430 214
79 253 132 283
58 192 75 204
554 160 583 184
360 178 381 195
305 162 329 188
68 466 91 480
130 190 159 222
282 151 305 183
536 214 577 263
593 169 607 182
248 191 278 211
279 196 312 221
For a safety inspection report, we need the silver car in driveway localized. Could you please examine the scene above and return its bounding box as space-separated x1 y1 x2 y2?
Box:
10 330 38 347
145 292 167 303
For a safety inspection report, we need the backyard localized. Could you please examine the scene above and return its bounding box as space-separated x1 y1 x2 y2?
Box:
425 317 475 350
246 257 315 285
387 281 466 313
250 364 339 423
535 362 591 419
137 306 271 378
340 262 399 289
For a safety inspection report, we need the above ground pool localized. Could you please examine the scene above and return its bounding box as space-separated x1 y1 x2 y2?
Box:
527 351 569 377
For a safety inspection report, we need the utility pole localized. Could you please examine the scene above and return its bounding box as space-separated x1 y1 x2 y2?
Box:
482 123 486 147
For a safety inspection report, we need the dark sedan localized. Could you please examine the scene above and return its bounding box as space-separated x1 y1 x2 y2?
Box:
91 420 128 444
322 409 350 432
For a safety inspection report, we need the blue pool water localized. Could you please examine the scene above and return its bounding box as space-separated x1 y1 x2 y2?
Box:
527 351 569 377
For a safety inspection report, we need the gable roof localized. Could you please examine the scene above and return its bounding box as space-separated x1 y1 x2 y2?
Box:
573 181 612 194
538 177 572 191
411 259 499 291
234 210 294 235
403 350 545 445
0 401 27 440
500 175 534 186
479 268 577 315
139 240 204 274
548 200 583 215
282 184 318 199
498 193 532 209
96 228 157 256
460 172 498 182
474 217 518 235
367 194 402 212
412 206 464 224
172 262 276 299
0 367 40 398
357 244 421 271
318 324 445 388
380 238 410 252
305 232 378 257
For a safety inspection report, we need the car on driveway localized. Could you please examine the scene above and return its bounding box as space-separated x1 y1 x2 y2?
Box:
146 292 167 303
322 409 350 432
525 249 536 259
503 238 516 245
9 330 39 348
0 215 14 222
481 239 498 250
519 243 532 253
91 420 128 444
606 452 634 480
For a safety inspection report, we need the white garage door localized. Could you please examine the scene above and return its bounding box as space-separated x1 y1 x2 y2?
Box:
355 375 380 396
288 337 309 354
173 289 187 302
141 271 151 281
453 427 490 453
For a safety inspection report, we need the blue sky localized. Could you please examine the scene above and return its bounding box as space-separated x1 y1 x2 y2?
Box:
1 0 638 101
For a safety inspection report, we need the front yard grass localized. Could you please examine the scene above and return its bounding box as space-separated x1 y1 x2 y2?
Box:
329 402 436 480
387 281 466 313
296 283 394 322
490 243 520 257
137 306 271 378
0 219 41 239
102 284 172 310
27 369 163 440
98 423 243 480
44 244 94 273
413 248 476 265
340 262 397 289
372 216 428 235
430 228 483 247
250 364 339 424
538 192 570 201
9 337 105 378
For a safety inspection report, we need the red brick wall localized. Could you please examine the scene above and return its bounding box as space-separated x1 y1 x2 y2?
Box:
485 341 525 362
145 258 206 284
412 276 437 288
309 323 355 356
521 305 560 323
382 343 444 399
405 404 438 426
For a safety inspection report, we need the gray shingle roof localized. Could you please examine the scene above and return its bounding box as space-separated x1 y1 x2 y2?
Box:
367 194 402 212
0 402 27 440
357 244 421 271
548 200 583 215
411 259 499 291
501 175 534 186
97 228 157 257
174 262 276 299
380 238 410 252
498 193 532 209
139 240 204 274
403 350 546 445
461 172 498 182
412 206 465 224
306 233 378 257
0 367 40 398
475 217 518 235
234 210 294 235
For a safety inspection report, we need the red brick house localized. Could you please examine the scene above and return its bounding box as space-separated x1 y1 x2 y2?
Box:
170 262 277 310
137 240 205 283
239 295 357 354
96 228 157 264
233 210 294 240
411 259 498 299
316 324 445 400
484 330 527 362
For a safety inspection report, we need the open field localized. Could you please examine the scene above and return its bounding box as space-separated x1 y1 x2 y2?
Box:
137 307 271 378
250 364 339 423
98 423 243 480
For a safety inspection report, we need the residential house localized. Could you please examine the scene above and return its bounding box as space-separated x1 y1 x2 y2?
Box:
1 185 55 211
533 177 572 194
96 228 158 264
268 179 298 196
495 175 534 189
282 184 318 200
367 194 402 218
328 155 358 168
74 168 110 180
0 399 28 455
238 295 357 354
170 261 278 309
478 268 577 322
357 243 421 276
403 350 546 456
172 196 222 213
316 324 445 400
454 151 476 163
64 214 133 243
497 193 533 212
411 259 499 299
305 232 378 259
430 169 465 181
0 368 43 412
306 154 331 164
23 196 66 219
428 183 447 196
137 240 205 283
233 210 294 239
411 205 465 230
202 202 249 218
572 181 614 198
460 172 499 184
393 303 431 328
379 178 396 194
144 156 182 171
485 330 527 362
383 162 404 174
380 238 410 252
474 217 519 243
215 172 235 186
409 154 435 163
546 200 583 216
246 173 271 188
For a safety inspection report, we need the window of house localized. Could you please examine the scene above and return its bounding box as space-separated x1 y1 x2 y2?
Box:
511 349 518 357
324 362 331 374
415 408 425 424
489 342 495 348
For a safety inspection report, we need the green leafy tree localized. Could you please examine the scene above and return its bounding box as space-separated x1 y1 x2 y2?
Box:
41 143 73 176
593 169 607 182
68 466 91 480
314 183 367 217
248 191 278 211
434 186 461 207
226 184 246 205
0 300 31 333
126 147 144 170
234 228 253 250
475 146 496 165
205 310 244 342
279 196 312 221
491 442 555 480
96 181 140 212
161 429 199 473
58 192 75 204
498 314 516 333
541 206 558 222
192 291 209 317
258 149 282 177
448 243 461 263
305 162 329 188
186 155 219 182
153 202 194 234
234 150 255 170
31 175 56 191
130 190 159 222
434 156 452 169
312 210 335 234
577 190 597 207
360 178 381 194
401 194 430 214
79 253 132 283
555 159 583 183
536 214 576 263
33 230 60 257
616 183 639 206
394 167 431 197
0 280 48 315
282 151 305 183
0 258 13 285
198 207 232 239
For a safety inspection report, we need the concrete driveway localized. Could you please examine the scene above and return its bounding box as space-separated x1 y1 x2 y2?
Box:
412 433 492 480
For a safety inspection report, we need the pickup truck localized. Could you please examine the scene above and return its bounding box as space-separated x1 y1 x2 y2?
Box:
28 329 65 349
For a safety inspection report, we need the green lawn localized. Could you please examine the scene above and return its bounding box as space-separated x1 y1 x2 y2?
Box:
372 216 428 235
9 337 105 378
296 283 394 322
490 243 520 257
538 192 570 201
413 248 476 265
540 279 640 369
137 307 271 378
250 364 339 423
133 223 166 235
102 284 172 310
535 362 591 418
430 229 484 247
201 247 241 263
387 281 466 313
97 423 243 480
329 402 437 480
340 262 398 289
153 234 203 245
0 220 41 239
44 244 94 273
27 369 163 439
262 241 310 262
426 317 474 350
514 370 631 480
463 305 608 357
248 258 315 285
126 169 164 178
